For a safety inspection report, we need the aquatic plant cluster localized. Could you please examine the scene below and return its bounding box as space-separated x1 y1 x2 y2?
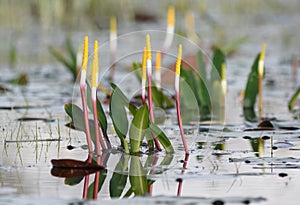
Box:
48 4 300 202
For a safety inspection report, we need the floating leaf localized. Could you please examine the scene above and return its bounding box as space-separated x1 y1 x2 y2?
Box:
129 105 149 153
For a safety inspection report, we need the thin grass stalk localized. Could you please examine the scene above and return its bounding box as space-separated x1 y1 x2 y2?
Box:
80 36 93 153
175 44 189 155
146 34 161 151
91 40 106 152
258 43 266 120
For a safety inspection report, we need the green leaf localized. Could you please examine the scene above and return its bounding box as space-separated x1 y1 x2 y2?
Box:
64 177 83 186
64 103 97 145
131 62 142 82
109 155 130 198
149 123 174 153
211 48 225 84
243 53 262 122
129 156 149 196
110 87 130 153
196 51 211 110
129 105 149 153
111 83 137 115
288 87 300 112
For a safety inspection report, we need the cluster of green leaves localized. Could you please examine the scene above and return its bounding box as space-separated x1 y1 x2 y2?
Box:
64 154 173 198
65 83 174 155
243 53 264 122
48 37 78 81
180 48 225 121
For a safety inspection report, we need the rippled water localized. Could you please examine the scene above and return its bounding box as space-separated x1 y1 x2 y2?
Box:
1 1 300 205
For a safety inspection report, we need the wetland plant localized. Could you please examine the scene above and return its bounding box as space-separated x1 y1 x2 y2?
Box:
64 35 181 155
243 43 267 122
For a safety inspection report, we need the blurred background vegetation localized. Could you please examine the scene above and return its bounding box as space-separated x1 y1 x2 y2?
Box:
0 0 300 70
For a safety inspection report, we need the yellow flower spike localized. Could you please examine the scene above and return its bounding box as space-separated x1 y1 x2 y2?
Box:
185 11 195 32
167 6 175 27
91 40 99 88
221 63 226 81
82 36 89 71
142 47 147 80
176 44 182 76
258 43 266 77
110 16 117 34
146 34 152 60
156 51 161 73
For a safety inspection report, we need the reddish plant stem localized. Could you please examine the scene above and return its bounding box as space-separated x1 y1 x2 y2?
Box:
92 98 106 152
175 90 189 155
177 154 189 196
80 85 93 153
147 75 162 151
82 154 92 199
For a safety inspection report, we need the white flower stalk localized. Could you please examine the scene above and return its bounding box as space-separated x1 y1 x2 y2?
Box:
146 34 162 151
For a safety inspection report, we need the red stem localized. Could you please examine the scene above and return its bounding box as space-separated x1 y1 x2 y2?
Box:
80 85 93 153
177 154 189 196
92 99 106 152
147 75 162 151
82 154 92 199
175 90 189 155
